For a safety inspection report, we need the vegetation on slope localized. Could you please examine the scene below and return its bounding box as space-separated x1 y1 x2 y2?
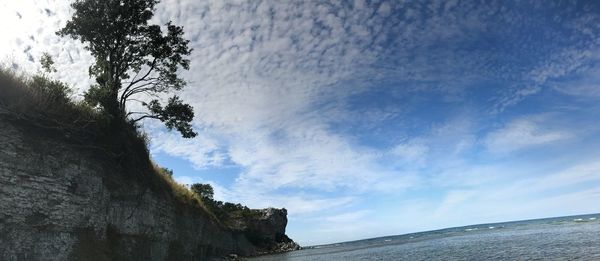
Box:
0 0 210 220
0 66 219 219
0 66 263 229
190 183 263 227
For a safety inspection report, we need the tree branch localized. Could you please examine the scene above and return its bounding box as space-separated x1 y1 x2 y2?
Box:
131 114 160 123
120 79 162 106
119 59 157 108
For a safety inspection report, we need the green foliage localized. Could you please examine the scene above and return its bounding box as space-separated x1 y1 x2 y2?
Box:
0 67 83 122
83 84 113 110
190 183 214 200
30 55 72 104
190 183 262 224
161 167 174 177
40 52 57 74
31 76 73 104
57 0 196 138
144 96 196 138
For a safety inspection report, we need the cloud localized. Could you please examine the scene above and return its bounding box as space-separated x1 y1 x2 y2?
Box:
391 140 429 164
226 119 409 193
508 160 600 195
472 160 600 219
490 10 600 112
229 191 359 216
555 83 600 98
0 0 95 98
412 159 600 228
550 59 600 98
322 210 372 223
150 130 228 169
433 190 476 218
492 85 543 113
484 117 570 154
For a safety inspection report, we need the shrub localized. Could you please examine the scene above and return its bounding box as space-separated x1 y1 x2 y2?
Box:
189 183 263 225
0 67 99 127
191 183 214 200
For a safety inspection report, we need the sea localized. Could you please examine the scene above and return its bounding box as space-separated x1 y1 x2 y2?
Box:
248 214 600 260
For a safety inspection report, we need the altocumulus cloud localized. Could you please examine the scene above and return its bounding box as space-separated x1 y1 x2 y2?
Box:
149 0 600 192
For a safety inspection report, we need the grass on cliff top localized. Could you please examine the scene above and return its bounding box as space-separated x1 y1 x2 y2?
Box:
0 67 218 222
152 163 219 220
0 67 104 132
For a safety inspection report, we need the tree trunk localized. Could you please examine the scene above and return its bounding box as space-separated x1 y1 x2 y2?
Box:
103 89 121 119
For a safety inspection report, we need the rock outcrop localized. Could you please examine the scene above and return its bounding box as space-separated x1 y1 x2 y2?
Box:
0 116 298 260
234 208 301 254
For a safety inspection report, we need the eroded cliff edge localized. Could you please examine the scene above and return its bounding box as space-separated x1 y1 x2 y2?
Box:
0 115 299 260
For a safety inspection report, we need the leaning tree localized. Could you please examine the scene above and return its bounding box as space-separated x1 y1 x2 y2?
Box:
58 0 196 138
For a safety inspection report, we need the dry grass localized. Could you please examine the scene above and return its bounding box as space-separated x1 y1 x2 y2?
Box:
0 67 108 137
151 161 220 222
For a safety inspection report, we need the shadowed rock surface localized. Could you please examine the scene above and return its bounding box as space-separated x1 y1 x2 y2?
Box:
232 208 302 255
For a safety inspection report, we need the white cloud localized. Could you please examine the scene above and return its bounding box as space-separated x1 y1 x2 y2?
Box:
232 192 358 216
403 159 600 230
473 160 600 220
484 117 569 154
377 2 392 17
391 140 429 164
226 119 405 193
0 0 94 95
492 85 542 113
502 160 600 196
555 83 600 97
150 130 227 169
491 17 600 112
433 190 476 218
322 210 371 223
551 61 600 98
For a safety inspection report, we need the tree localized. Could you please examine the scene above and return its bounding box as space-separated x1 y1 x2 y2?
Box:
57 0 196 138
160 167 173 177
40 52 57 74
191 183 214 200
33 53 72 103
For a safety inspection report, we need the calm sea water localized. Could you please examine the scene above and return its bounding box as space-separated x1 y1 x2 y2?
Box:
249 214 600 260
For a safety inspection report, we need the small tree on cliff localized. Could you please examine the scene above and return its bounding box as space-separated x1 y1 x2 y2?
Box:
191 183 214 200
58 0 196 138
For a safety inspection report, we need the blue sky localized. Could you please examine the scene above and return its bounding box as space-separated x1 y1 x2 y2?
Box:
2 0 600 246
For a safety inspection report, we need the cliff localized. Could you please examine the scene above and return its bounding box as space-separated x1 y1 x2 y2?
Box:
0 73 299 260
230 208 301 255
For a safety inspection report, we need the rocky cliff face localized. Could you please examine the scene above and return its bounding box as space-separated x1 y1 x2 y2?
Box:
0 116 298 260
234 208 301 254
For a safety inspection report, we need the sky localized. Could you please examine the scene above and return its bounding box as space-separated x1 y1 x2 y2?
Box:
2 0 600 246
